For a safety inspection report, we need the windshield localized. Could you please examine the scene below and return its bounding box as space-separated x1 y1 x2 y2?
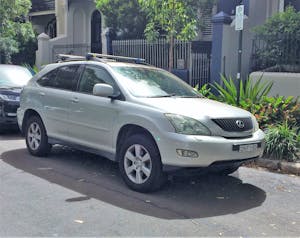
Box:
112 66 202 98
0 66 33 88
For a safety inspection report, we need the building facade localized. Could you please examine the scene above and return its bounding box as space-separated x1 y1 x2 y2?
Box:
32 0 106 68
211 0 300 84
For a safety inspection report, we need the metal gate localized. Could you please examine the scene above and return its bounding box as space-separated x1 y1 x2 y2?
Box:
112 39 211 87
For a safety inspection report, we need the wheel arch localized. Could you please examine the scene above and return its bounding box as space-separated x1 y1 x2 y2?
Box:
115 124 160 161
22 109 42 134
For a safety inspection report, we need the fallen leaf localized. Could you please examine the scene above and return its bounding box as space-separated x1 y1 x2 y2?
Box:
74 220 84 224
276 186 286 191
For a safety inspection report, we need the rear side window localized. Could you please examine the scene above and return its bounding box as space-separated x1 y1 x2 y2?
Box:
37 65 79 91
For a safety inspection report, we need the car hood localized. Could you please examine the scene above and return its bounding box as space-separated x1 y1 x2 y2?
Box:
137 97 252 119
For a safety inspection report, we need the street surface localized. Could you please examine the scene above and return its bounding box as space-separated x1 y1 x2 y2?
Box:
1 132 299 236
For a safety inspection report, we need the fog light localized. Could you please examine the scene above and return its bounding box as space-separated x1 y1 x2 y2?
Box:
176 149 198 158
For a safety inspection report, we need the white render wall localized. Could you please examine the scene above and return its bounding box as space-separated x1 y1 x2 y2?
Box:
220 0 281 80
250 72 300 98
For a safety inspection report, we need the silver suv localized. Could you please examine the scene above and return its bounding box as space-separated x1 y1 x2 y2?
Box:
17 54 265 192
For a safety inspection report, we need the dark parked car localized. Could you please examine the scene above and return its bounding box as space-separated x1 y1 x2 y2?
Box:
0 65 32 132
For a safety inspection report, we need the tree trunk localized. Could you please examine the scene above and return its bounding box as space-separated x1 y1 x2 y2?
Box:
169 35 174 71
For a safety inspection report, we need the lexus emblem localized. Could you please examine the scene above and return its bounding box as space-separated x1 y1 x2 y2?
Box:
236 120 245 129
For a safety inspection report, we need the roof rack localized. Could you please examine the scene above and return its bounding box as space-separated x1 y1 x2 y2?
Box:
56 53 147 65
86 53 146 64
56 54 86 62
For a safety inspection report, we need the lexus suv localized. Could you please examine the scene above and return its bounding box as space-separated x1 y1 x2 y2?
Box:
0 65 33 133
17 54 265 192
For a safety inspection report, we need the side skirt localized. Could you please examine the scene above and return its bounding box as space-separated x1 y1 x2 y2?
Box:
48 137 116 162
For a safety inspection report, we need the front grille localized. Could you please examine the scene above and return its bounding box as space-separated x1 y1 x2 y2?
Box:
212 118 253 132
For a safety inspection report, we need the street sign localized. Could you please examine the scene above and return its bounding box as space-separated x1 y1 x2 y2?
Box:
235 5 244 31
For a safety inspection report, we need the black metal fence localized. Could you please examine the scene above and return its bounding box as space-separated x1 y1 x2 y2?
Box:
251 33 300 72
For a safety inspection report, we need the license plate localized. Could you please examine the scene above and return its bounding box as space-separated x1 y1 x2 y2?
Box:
7 113 17 117
238 144 258 152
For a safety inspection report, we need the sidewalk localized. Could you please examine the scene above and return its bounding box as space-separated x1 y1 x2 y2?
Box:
247 158 300 176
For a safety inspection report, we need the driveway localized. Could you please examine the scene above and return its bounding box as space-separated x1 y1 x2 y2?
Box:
0 133 299 236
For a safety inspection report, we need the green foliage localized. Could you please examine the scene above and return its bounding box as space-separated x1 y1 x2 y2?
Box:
210 75 273 106
194 84 211 98
95 0 147 39
138 0 215 70
241 96 300 130
253 6 300 70
0 0 35 63
12 34 37 66
264 123 300 161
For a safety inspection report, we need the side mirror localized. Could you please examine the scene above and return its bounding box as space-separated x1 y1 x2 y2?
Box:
93 84 114 97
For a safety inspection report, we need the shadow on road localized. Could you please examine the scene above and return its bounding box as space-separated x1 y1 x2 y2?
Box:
2 146 266 219
0 129 22 141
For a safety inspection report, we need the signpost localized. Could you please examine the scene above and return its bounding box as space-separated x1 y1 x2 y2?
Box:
235 4 244 106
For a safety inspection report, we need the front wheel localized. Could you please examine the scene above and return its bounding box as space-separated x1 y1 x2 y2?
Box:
25 116 51 156
119 134 166 193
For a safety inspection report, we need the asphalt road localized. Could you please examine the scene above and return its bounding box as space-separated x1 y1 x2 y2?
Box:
1 132 299 236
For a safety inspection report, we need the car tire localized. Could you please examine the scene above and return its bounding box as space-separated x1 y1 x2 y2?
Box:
119 134 166 193
25 116 51 157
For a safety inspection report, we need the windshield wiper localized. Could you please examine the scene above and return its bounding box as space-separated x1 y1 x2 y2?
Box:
148 93 176 98
178 95 204 98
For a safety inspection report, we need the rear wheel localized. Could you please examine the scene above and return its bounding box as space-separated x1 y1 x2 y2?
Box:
25 116 51 156
119 134 166 192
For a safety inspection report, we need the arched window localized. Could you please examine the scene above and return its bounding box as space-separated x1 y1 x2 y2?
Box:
46 18 57 39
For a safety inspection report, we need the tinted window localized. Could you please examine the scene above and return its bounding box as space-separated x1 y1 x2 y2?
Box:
78 66 116 94
37 65 79 91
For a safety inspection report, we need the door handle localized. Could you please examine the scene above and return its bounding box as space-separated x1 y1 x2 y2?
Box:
39 92 45 96
71 97 79 103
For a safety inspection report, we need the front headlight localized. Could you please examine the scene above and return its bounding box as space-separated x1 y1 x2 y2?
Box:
251 114 259 132
165 114 211 136
0 94 9 101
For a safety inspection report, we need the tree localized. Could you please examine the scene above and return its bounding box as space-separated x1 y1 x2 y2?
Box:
0 0 35 63
95 0 147 39
253 6 300 71
139 0 215 70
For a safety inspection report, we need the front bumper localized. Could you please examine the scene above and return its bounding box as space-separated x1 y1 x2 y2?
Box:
156 129 265 167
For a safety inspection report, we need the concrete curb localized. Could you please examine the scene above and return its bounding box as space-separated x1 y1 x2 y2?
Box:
254 158 300 175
